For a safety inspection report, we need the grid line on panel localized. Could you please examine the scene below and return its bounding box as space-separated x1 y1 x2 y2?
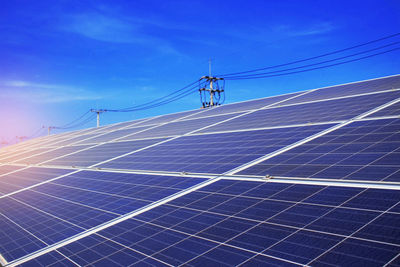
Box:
92 233 174 267
238 117 400 182
199 90 400 134
6 176 222 267
0 170 81 199
31 108 217 167
227 95 400 176
6 118 159 166
162 201 400 248
5 108 205 166
0 166 29 179
4 196 166 267
154 182 315 266
89 91 313 170
384 253 400 267
79 180 398 267
307 200 399 265
178 184 332 266
125 180 400 265
0 212 80 266
3 88 309 171
4 75 400 262
237 187 370 265
277 74 400 106
266 88 400 111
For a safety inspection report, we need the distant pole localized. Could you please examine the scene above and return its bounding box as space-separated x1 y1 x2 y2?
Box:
96 111 100 127
48 127 51 136
90 109 106 128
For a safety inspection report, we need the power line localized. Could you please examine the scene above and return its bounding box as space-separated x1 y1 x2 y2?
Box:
224 46 400 80
52 113 97 130
40 33 400 133
223 42 400 79
218 32 400 77
27 126 46 139
104 79 205 112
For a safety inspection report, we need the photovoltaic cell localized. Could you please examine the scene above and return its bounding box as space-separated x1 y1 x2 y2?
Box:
76 125 152 144
119 113 242 141
2 75 400 266
239 118 400 182
100 124 332 173
0 171 206 263
92 118 149 133
45 138 167 167
281 75 400 105
0 197 83 262
200 90 400 133
49 133 103 147
366 100 400 118
0 167 73 195
188 92 301 119
21 180 399 266
133 109 203 126
32 171 205 214
0 165 24 175
0 147 51 163
13 145 91 165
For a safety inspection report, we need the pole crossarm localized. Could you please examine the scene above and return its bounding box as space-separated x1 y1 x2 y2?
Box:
199 76 225 108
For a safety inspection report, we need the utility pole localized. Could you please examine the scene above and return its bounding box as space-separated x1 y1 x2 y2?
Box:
199 58 225 108
199 76 225 108
47 126 55 136
90 109 106 127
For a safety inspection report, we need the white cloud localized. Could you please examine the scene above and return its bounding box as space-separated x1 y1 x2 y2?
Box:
274 22 336 37
1 81 103 103
62 12 141 44
60 11 183 57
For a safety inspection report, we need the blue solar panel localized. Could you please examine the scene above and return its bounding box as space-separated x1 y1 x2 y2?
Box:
240 118 400 181
76 125 152 144
0 165 24 175
100 124 332 173
134 109 203 126
0 197 83 262
13 145 91 165
367 101 400 118
44 138 167 167
281 75 400 105
118 113 243 141
188 92 301 119
0 171 206 263
0 147 52 163
19 180 400 266
0 167 73 195
200 91 400 133
2 75 400 266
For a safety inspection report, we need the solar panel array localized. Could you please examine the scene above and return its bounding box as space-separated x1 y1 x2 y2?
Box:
1 74 400 266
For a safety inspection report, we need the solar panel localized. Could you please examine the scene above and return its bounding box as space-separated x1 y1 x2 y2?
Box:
0 167 73 195
1 74 400 266
100 124 332 173
15 180 400 266
44 138 168 168
239 118 400 182
366 100 400 118
187 91 302 119
199 90 400 133
280 74 400 105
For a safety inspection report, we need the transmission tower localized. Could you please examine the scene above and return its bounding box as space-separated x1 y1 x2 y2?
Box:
199 58 225 108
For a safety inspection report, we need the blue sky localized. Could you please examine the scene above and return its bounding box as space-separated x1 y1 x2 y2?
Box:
1 0 399 145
